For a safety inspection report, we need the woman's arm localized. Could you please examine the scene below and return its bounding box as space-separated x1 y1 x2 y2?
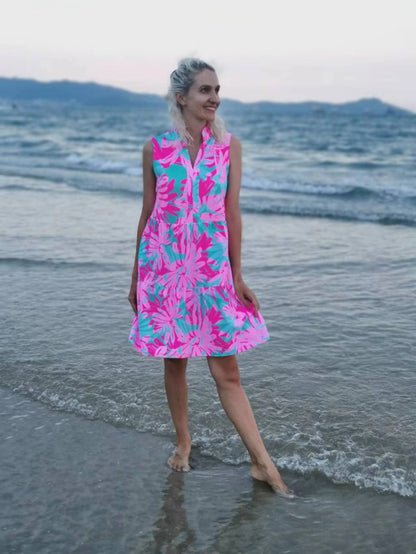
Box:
128 140 156 313
225 136 243 283
225 136 259 316
131 139 157 280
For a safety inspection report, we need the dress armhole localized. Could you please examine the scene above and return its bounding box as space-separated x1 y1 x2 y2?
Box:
150 137 157 157
149 137 159 171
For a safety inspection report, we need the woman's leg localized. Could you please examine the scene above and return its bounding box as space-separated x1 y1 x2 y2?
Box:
164 357 192 472
206 354 294 497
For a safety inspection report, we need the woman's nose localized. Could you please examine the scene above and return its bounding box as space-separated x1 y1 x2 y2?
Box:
210 91 220 104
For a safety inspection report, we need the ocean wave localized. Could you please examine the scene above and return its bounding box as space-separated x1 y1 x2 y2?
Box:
0 256 121 269
243 176 416 201
6 163 415 202
0 136 29 146
317 160 387 170
0 171 139 197
2 179 415 228
7 383 415 499
333 145 368 154
67 135 137 146
276 452 415 498
65 153 141 176
0 183 40 193
194 428 416 498
241 203 416 227
0 177 76 194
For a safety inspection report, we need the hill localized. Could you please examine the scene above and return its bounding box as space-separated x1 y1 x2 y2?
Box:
0 77 413 116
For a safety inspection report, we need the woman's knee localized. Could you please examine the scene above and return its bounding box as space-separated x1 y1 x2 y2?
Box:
206 355 241 388
164 357 188 372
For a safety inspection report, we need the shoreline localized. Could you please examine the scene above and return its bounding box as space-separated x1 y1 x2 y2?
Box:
2 386 415 553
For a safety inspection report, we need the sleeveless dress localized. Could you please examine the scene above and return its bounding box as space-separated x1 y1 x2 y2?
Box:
128 125 270 358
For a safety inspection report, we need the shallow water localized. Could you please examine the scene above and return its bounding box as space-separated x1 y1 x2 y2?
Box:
1 103 415 507
2 388 416 554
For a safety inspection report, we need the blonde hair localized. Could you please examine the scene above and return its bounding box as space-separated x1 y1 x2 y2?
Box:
166 57 227 144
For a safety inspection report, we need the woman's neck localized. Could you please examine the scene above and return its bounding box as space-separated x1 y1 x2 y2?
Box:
183 117 207 143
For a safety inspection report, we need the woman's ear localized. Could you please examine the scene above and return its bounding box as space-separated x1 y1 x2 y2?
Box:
175 92 186 107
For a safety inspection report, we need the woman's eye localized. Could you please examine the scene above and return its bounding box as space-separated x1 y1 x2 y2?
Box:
200 88 220 93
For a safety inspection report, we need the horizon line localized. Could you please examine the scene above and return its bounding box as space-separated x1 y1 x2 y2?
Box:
0 75 414 113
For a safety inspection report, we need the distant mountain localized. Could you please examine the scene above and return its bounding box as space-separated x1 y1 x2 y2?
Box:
220 97 413 116
0 77 164 107
0 77 413 116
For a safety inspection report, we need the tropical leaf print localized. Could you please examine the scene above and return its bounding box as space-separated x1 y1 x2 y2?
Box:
128 126 270 357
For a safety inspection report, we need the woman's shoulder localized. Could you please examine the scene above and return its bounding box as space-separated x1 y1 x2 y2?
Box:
217 129 239 148
229 134 240 147
143 128 177 152
229 134 241 152
143 138 153 152
212 129 233 148
152 128 177 144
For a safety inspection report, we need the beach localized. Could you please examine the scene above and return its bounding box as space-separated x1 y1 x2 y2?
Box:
1 103 416 552
2 387 416 553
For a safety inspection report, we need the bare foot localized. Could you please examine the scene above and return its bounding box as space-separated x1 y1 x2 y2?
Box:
251 462 295 498
167 441 192 472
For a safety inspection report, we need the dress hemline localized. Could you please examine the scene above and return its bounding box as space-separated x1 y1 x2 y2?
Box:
127 335 270 359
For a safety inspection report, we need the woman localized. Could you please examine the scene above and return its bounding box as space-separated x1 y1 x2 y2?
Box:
128 58 295 499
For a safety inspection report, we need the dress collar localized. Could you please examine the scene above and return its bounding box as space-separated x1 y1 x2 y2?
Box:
173 125 212 144
201 125 212 143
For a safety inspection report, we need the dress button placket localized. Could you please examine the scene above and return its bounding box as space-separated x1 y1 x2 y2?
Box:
193 168 200 209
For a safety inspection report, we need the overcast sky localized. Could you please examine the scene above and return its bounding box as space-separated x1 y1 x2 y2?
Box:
1 0 415 111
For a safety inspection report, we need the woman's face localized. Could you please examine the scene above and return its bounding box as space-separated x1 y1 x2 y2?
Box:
178 69 221 124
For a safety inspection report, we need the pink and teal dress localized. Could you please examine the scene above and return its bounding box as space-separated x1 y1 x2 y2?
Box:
128 125 270 357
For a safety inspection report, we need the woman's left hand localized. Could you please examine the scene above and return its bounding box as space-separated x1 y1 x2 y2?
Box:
233 278 259 316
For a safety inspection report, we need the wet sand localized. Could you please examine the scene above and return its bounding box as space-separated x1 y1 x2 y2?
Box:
1 387 415 553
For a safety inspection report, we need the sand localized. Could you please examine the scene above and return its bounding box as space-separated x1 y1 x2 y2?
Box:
2 387 415 553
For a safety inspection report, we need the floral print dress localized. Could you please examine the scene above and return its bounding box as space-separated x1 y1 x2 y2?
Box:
128 125 270 357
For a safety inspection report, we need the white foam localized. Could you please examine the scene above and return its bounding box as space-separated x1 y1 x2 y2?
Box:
65 153 140 176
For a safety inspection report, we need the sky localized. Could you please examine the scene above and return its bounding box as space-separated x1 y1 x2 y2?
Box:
1 0 415 111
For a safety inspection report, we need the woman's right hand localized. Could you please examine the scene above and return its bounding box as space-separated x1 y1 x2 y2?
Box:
128 279 138 315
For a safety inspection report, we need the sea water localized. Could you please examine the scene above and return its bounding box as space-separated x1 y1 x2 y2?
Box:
1 102 415 504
